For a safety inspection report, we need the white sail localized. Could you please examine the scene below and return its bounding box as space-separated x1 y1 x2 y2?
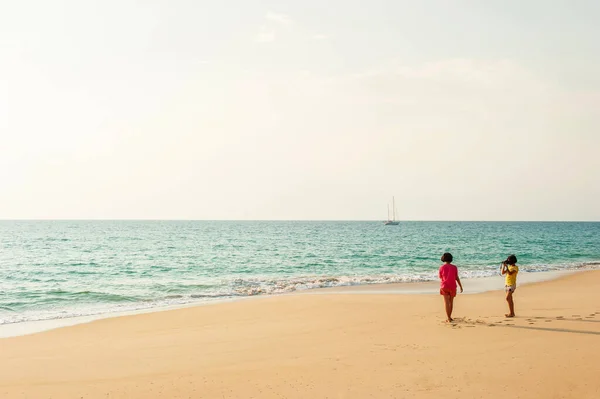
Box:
384 197 400 225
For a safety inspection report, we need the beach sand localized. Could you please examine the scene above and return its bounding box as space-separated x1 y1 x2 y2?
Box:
1 271 599 398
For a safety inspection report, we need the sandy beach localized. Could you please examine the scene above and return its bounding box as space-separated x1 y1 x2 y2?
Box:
1 270 599 399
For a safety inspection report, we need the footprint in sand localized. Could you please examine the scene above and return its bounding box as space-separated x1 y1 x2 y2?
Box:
556 316 564 319
544 320 552 323
528 322 535 325
572 315 581 317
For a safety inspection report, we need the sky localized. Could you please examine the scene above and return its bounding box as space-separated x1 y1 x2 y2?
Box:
1 0 599 221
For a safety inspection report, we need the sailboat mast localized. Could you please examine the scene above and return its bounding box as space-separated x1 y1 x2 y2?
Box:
392 196 396 221
387 204 390 221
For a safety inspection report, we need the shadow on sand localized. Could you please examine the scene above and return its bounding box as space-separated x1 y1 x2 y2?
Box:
446 312 600 336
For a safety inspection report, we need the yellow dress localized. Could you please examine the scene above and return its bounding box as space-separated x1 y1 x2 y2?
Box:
505 265 519 286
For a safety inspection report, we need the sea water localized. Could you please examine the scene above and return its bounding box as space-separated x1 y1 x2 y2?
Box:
1 221 598 328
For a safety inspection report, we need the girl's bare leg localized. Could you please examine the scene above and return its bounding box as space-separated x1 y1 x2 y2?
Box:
505 291 515 317
443 295 453 322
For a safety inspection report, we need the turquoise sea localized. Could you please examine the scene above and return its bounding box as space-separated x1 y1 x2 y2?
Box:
0 221 599 326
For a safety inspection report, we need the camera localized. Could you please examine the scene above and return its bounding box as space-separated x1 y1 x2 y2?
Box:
502 255 518 265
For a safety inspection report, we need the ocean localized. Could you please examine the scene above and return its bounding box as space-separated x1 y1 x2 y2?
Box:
0 221 599 328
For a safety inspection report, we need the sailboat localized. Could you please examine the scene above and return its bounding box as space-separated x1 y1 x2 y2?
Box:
384 197 400 225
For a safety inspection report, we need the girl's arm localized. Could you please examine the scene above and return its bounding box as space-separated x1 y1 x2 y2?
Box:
456 275 463 293
500 263 507 275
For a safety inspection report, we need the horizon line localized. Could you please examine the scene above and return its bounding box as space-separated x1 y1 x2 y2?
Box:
0 219 599 223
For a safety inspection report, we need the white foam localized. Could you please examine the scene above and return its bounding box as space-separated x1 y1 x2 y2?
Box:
306 270 579 295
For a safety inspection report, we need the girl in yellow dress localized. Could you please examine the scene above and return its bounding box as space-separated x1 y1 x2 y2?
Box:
501 254 519 317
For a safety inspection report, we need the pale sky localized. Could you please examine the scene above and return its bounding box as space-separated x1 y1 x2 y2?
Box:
1 0 599 220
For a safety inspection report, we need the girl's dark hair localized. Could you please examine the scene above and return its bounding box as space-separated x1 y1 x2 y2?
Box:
441 252 453 263
507 254 517 265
